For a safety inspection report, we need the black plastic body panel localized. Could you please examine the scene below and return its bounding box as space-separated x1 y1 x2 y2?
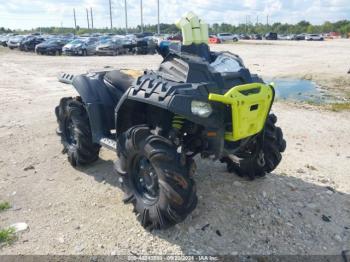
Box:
115 71 225 134
72 73 123 142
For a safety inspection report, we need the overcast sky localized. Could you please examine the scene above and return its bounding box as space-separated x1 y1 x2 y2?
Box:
0 0 349 30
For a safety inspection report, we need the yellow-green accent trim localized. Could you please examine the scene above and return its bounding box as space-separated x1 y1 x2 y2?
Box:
208 83 274 141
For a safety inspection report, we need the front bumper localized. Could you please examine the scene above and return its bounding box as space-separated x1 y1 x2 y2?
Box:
8 43 20 48
63 49 83 55
209 82 274 141
36 48 55 54
96 49 115 55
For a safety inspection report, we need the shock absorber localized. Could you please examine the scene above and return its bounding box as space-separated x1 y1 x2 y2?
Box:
170 115 185 146
172 115 185 131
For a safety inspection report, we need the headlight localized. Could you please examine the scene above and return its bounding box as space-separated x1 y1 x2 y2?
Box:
191 101 213 118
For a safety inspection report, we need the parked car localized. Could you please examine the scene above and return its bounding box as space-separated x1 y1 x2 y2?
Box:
305 34 324 41
62 37 99 56
35 39 68 55
7 35 25 49
119 38 136 53
167 34 183 42
217 33 238 42
133 37 157 55
134 32 154 38
209 35 221 44
265 32 278 40
95 38 128 56
278 34 290 40
239 34 251 40
19 36 46 52
291 34 306 41
0 34 11 47
251 34 262 40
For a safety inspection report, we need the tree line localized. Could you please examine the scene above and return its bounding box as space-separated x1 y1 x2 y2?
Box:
1 20 350 36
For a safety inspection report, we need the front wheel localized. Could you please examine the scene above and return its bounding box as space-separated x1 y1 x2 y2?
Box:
116 126 197 230
55 97 100 167
222 114 286 179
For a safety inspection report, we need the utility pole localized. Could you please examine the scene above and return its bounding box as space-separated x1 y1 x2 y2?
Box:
157 0 160 34
86 8 90 29
256 15 259 25
266 15 269 33
90 7 94 29
125 0 128 34
109 0 113 29
73 8 77 30
140 0 144 33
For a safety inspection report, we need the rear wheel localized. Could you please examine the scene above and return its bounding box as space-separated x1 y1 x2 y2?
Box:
221 114 286 179
116 125 197 229
55 97 100 167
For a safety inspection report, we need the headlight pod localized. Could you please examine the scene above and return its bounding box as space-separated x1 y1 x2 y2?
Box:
191 100 213 118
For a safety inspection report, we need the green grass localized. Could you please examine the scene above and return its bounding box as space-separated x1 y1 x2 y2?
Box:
0 227 16 245
330 103 350 112
0 202 11 212
305 100 322 106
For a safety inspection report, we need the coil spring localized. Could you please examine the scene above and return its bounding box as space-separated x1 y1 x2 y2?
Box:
172 115 185 130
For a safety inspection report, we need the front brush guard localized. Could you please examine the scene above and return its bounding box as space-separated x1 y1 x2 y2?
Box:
208 82 275 142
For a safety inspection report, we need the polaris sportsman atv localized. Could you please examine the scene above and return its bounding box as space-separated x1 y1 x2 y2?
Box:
55 12 286 229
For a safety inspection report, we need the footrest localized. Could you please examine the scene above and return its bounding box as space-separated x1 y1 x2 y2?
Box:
58 73 75 84
99 137 117 151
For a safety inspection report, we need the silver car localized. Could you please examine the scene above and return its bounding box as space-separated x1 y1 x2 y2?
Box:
62 37 99 56
217 33 239 42
305 34 324 41
95 38 127 56
7 35 25 49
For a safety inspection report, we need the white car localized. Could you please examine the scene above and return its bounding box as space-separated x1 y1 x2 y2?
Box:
305 34 324 41
217 33 238 42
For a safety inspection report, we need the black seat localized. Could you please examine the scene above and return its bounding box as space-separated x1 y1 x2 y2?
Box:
104 70 134 92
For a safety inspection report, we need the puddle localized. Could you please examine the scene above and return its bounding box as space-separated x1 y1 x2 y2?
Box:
265 78 328 104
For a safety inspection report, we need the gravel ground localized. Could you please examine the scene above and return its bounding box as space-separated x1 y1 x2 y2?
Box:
0 40 349 256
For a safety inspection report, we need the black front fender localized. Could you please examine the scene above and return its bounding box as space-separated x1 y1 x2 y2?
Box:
72 74 121 142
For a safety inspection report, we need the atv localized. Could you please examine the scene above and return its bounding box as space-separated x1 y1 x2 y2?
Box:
55 12 286 230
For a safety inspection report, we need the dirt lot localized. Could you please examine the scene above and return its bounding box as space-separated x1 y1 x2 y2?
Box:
0 40 349 256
